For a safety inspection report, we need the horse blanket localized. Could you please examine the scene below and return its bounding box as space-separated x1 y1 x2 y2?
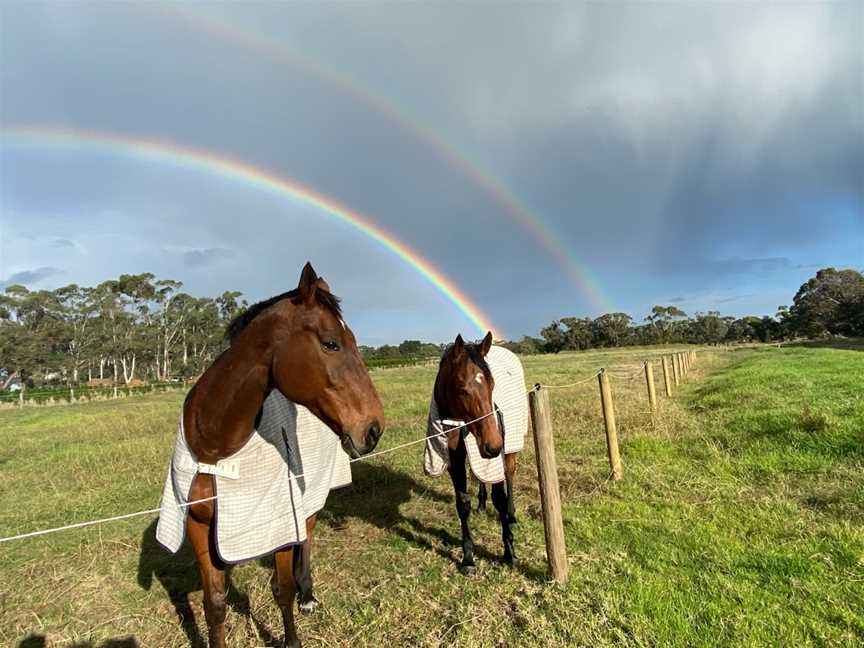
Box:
156 390 351 563
424 345 528 484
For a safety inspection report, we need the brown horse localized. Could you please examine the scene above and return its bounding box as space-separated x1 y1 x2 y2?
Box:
182 262 384 648
434 332 518 575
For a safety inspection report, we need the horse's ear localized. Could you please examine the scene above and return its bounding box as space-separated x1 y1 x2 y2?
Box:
315 277 331 294
298 262 318 305
480 331 493 356
453 334 465 354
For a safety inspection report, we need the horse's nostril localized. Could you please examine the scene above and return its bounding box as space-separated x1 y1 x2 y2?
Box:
367 422 382 444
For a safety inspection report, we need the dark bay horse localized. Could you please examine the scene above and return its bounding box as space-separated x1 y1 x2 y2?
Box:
434 332 518 575
182 262 384 648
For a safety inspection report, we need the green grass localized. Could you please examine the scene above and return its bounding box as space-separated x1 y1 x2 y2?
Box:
1 345 862 647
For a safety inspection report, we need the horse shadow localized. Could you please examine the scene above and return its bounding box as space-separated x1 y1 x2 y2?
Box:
135 465 544 644
136 520 282 648
320 462 546 581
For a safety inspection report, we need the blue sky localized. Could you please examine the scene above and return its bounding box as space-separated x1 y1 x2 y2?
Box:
1 2 861 345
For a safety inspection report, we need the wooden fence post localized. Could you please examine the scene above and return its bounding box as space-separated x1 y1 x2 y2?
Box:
672 354 680 386
598 369 623 481
528 386 569 584
644 361 657 411
662 356 673 397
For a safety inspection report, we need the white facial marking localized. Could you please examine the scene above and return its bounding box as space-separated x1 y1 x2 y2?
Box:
475 372 484 384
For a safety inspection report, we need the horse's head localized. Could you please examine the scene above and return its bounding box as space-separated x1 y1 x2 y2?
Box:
435 331 501 459
267 263 384 458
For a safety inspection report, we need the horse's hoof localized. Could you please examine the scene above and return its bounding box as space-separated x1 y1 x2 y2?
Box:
477 503 487 513
298 597 319 615
503 554 515 567
282 639 301 648
460 564 477 576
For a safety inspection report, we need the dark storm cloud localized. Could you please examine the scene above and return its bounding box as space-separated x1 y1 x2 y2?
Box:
0 266 63 289
0 2 860 339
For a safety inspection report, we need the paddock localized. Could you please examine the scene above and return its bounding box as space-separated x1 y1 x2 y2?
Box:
2 344 862 647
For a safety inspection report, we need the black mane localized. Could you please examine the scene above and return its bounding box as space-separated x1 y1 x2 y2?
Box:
225 287 342 342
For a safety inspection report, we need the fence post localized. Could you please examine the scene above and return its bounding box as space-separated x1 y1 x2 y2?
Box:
528 386 569 584
19 387 24 409
644 361 657 411
672 354 680 386
598 369 623 481
662 356 673 397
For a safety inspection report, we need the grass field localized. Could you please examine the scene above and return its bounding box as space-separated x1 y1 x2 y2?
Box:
1 345 862 647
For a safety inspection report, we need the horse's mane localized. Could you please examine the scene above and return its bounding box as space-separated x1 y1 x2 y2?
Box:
225 287 342 342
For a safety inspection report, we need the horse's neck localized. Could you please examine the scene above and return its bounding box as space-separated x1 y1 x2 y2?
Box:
184 341 272 463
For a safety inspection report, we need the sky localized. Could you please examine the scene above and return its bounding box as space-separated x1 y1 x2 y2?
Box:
1 2 862 345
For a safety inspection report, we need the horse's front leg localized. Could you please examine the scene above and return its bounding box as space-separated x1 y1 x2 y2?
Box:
273 546 301 648
492 453 519 565
491 481 515 565
293 514 318 614
448 441 476 575
505 452 518 525
186 475 227 648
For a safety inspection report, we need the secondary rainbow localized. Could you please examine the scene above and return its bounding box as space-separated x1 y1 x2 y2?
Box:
152 4 614 314
2 127 500 338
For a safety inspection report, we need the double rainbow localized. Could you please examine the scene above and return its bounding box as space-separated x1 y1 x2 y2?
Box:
151 4 613 314
2 127 500 338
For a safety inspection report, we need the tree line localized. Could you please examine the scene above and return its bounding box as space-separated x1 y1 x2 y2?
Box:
1 266 861 391
506 267 864 354
0 273 247 392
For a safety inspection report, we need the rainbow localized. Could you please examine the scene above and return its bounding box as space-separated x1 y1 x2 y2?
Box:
2 127 500 338
151 5 614 314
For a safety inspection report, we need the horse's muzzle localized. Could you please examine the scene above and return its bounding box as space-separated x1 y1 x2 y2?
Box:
479 441 502 459
341 419 383 458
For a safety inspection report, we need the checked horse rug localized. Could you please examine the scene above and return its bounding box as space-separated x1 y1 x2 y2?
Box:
156 390 351 563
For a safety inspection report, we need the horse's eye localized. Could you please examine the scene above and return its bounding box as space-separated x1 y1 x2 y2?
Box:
321 340 340 352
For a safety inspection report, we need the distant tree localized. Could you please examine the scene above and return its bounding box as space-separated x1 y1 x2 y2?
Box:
375 344 402 359
216 290 247 325
789 268 864 337
690 311 728 344
540 321 567 353
645 305 687 344
591 313 633 348
501 336 544 355
560 317 594 350
398 340 422 356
